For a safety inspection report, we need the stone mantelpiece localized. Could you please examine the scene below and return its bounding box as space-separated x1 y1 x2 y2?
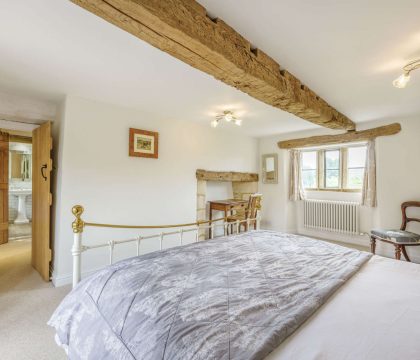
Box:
196 170 259 240
196 169 258 182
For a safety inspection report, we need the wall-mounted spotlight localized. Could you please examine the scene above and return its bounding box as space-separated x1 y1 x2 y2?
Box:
393 59 420 88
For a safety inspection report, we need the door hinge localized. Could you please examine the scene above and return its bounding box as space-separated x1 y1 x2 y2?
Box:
49 193 53 206
48 248 52 261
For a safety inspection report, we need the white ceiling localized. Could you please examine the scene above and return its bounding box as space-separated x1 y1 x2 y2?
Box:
0 0 419 137
200 0 420 123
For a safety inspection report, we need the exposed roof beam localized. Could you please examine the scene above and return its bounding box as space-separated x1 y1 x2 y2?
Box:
277 123 401 149
71 0 356 130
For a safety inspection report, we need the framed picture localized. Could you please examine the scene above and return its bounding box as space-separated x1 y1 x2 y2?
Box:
129 128 159 158
262 153 278 184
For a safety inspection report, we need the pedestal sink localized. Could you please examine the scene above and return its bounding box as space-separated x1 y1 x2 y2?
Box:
10 188 32 224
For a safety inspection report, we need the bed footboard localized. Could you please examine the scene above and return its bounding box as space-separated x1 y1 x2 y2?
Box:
71 205 260 288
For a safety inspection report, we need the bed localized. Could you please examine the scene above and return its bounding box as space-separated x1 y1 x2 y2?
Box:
267 254 420 359
49 206 420 359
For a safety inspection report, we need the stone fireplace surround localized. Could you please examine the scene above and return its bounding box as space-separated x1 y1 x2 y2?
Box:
196 169 259 240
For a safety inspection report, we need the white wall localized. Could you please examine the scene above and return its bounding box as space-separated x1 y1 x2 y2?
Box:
52 96 258 285
259 117 420 262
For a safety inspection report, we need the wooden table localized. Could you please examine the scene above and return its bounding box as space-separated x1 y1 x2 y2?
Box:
208 199 248 238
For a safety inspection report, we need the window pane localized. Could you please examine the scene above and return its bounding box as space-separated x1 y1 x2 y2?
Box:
302 169 317 188
347 168 364 189
302 151 317 170
325 150 340 169
325 169 339 188
348 146 366 168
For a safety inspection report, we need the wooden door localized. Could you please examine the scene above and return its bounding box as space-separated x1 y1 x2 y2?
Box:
32 122 52 281
0 132 9 245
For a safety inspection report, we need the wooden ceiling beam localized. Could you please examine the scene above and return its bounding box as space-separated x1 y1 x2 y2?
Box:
71 0 356 130
277 123 401 149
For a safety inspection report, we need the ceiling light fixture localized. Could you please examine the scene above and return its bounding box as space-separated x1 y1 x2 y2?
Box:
393 59 420 88
224 112 233 122
210 119 219 128
212 111 242 127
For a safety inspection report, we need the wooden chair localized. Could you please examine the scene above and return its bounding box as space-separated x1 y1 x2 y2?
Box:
226 194 262 234
370 201 420 261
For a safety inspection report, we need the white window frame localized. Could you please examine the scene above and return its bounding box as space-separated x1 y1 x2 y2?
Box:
302 144 366 192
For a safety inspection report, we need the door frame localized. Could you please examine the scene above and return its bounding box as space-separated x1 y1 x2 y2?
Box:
0 131 9 245
0 122 52 282
32 121 52 281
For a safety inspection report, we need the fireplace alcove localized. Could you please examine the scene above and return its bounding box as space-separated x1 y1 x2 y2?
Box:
196 169 259 240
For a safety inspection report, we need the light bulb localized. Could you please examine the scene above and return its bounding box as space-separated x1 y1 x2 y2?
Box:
234 119 242 126
210 119 219 128
393 73 410 88
224 112 233 122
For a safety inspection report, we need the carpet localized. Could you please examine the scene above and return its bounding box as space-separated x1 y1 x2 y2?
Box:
0 239 70 360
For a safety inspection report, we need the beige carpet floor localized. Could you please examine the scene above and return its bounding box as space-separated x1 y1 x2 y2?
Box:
0 239 70 360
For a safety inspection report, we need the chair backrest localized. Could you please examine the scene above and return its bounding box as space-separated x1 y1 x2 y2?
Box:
246 194 262 219
400 201 420 230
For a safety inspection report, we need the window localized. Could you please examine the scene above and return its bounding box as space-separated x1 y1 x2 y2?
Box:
301 151 317 189
346 146 366 189
324 150 340 188
301 145 366 191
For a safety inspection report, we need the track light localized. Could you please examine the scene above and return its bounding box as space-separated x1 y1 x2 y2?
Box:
393 59 420 89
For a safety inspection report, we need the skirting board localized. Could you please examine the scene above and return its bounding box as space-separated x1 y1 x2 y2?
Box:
298 228 370 247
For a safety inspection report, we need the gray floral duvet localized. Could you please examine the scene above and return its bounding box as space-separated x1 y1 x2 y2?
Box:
49 230 371 359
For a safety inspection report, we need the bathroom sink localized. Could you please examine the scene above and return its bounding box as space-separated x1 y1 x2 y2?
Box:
9 188 32 224
10 188 32 196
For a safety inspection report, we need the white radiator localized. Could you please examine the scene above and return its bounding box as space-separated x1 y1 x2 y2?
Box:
303 199 359 235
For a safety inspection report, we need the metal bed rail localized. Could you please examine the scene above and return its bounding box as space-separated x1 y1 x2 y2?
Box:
71 205 261 288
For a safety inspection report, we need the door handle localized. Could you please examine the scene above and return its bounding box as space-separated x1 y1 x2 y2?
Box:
41 164 48 181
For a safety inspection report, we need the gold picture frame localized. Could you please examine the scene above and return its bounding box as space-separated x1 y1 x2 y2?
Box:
129 128 159 158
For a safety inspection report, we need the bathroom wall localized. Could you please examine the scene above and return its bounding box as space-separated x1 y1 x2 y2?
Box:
8 142 33 223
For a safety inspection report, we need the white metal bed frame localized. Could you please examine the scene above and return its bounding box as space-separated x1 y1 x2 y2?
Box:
71 205 261 288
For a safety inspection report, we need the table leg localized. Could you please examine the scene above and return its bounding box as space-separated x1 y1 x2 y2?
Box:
224 209 228 236
209 206 213 239
395 245 402 260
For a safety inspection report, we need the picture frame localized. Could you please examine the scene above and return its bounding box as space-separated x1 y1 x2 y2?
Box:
129 128 159 158
262 153 278 184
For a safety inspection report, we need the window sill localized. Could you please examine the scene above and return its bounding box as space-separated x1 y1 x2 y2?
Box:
304 188 362 193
